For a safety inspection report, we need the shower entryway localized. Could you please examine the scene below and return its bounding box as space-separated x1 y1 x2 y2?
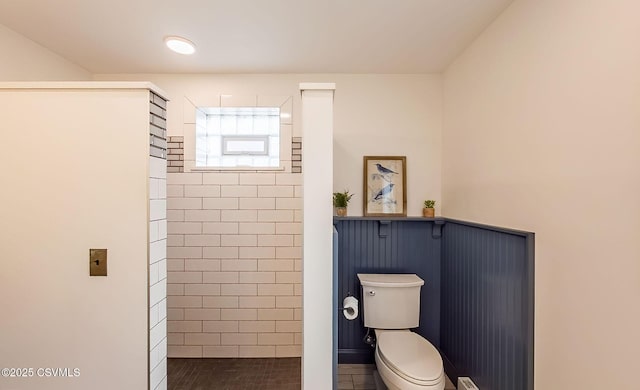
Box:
163 85 335 389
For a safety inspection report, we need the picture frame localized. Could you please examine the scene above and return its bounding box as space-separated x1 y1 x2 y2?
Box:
363 156 407 216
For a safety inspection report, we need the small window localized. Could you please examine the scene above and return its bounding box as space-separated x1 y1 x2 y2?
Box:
195 107 280 168
222 136 269 155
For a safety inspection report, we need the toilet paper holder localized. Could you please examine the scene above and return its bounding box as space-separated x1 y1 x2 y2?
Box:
341 294 359 320
338 292 354 311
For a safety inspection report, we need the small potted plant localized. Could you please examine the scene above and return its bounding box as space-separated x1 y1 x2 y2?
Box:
423 200 436 218
333 190 353 217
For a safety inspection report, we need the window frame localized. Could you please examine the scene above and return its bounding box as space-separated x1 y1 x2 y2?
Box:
221 135 270 156
182 95 293 172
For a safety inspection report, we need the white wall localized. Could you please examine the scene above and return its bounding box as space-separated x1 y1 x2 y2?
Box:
0 23 90 81
443 0 640 388
0 87 150 390
333 75 442 216
94 74 443 216
300 84 335 390
164 170 303 359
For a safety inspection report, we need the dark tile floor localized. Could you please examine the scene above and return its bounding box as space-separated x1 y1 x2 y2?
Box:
168 358 301 390
338 364 455 390
337 364 376 389
168 359 454 390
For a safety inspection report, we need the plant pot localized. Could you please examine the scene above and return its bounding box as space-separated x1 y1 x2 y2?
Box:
422 208 435 218
335 207 347 217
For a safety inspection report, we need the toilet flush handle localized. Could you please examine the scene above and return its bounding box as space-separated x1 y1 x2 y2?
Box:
368 289 375 296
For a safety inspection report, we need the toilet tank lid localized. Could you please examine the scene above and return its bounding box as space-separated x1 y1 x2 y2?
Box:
357 273 424 287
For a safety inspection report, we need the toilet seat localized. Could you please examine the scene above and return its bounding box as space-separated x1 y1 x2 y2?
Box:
376 330 444 387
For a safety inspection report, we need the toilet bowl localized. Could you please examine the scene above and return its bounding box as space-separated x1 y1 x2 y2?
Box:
374 330 445 390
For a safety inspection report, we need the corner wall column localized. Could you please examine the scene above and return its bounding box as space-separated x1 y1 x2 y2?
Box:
300 83 336 390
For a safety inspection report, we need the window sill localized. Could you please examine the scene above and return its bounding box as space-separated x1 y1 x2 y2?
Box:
190 166 286 172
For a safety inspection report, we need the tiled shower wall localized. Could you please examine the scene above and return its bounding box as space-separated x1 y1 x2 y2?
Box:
149 92 168 390
167 136 184 173
166 170 303 358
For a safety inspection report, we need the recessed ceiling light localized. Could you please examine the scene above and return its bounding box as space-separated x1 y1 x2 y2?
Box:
164 36 196 55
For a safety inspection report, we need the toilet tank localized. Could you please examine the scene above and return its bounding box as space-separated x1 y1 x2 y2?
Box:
357 273 424 329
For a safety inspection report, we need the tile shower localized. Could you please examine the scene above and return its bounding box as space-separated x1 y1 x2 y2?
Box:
165 141 303 359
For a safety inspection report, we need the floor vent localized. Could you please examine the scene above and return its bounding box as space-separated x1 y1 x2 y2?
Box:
458 376 479 390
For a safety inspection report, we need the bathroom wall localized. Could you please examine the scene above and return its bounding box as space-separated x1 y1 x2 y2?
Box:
333 218 443 363
0 23 90 81
300 85 335 390
165 170 303 358
335 217 535 390
0 86 152 390
441 220 534 390
93 73 443 216
442 0 640 388
150 156 168 386
149 92 169 390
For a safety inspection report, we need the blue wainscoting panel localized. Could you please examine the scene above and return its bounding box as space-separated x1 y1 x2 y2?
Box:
334 218 443 363
441 220 534 390
332 226 338 390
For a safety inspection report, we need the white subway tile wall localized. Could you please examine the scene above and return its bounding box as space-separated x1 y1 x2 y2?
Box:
150 160 168 388
167 170 302 358
150 93 168 390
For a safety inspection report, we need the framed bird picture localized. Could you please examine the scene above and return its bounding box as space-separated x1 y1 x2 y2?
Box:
363 156 407 216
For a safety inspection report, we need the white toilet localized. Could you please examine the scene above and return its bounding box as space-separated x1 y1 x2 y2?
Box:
357 273 445 390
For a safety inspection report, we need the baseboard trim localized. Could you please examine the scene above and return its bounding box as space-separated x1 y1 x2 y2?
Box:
441 352 458 385
338 348 375 364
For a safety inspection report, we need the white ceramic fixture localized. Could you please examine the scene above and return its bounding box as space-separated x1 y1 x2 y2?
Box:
358 273 445 390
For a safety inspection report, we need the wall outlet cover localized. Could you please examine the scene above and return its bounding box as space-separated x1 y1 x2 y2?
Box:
89 249 108 276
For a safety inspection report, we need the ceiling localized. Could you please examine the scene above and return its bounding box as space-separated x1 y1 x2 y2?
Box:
0 0 513 74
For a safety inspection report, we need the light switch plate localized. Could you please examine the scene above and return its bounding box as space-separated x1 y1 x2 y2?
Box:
90 249 107 276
